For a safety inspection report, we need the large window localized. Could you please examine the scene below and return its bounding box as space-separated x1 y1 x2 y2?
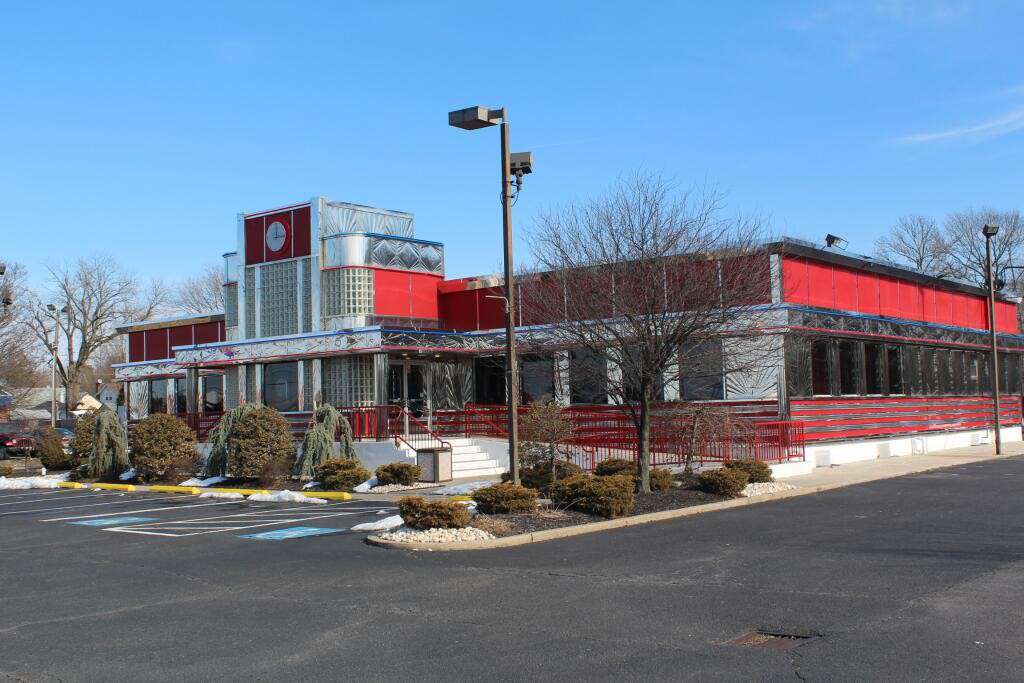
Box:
263 361 299 412
887 346 904 395
811 338 831 395
837 340 860 395
204 375 224 413
936 349 952 394
474 357 506 405
622 347 665 403
569 349 608 404
681 339 724 400
174 379 188 414
864 343 883 395
149 379 167 414
519 354 555 403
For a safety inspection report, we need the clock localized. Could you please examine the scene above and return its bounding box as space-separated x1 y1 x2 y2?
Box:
265 221 287 252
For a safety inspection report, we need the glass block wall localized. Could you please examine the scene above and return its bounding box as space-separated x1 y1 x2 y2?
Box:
260 260 298 337
322 267 373 317
244 365 257 405
302 360 313 408
224 366 239 409
301 257 312 333
223 283 239 328
244 268 256 338
322 356 374 406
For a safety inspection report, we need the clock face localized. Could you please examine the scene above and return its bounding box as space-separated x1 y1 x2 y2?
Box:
265 221 287 252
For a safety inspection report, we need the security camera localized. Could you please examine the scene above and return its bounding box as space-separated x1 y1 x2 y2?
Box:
510 151 533 175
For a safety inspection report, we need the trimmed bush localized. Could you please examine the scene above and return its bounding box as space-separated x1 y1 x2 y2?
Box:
376 462 421 486
70 411 97 462
0 463 14 477
697 467 749 497
397 496 471 530
88 408 131 482
129 414 197 483
723 459 773 483
504 459 583 490
317 458 370 492
649 467 673 491
224 405 295 480
36 428 72 470
549 474 636 518
472 483 539 514
594 458 637 477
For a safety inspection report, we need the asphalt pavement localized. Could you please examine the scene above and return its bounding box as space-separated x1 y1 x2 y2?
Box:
2 456 1024 681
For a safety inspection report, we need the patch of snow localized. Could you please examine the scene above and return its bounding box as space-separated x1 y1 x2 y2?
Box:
740 481 797 497
199 492 245 500
430 481 492 496
302 481 321 490
368 482 437 493
351 514 405 532
0 473 69 490
178 476 226 488
376 526 495 544
40 467 46 476
248 490 328 504
119 468 136 481
353 477 378 493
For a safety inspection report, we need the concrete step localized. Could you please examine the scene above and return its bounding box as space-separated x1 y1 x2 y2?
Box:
451 464 505 478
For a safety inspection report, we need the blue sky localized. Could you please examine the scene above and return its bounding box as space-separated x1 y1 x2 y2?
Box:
2 1 1023 289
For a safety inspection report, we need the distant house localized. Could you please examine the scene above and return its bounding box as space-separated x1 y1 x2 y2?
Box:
0 388 64 426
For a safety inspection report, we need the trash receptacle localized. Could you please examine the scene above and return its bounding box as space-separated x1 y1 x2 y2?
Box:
417 448 452 483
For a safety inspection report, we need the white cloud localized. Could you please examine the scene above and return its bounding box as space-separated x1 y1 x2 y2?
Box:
898 106 1024 144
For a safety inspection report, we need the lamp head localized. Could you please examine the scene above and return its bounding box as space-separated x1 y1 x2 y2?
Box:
448 106 500 130
983 223 999 238
46 303 55 312
825 233 848 249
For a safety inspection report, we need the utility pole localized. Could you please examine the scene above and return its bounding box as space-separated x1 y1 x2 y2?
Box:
982 224 1002 455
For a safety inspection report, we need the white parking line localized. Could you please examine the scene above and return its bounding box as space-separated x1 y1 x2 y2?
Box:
0 489 67 500
0 491 125 507
104 505 395 537
41 499 246 522
0 494 189 517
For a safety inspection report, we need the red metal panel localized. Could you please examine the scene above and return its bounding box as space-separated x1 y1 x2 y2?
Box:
898 281 923 319
996 300 1018 333
963 295 986 330
833 266 857 311
878 276 899 318
169 326 193 351
934 290 953 326
262 211 293 262
244 217 264 265
373 269 411 317
439 289 481 330
143 328 169 361
781 257 810 304
921 286 938 323
409 273 441 319
292 205 311 258
128 331 145 362
193 322 221 345
805 260 834 308
856 271 880 315
477 287 506 329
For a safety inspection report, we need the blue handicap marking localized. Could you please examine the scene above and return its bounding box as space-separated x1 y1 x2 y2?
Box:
70 516 158 527
239 526 345 541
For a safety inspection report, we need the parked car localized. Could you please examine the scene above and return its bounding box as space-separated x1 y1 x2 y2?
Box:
29 427 74 454
1 432 35 457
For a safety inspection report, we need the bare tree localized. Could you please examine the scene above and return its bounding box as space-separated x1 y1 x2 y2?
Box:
523 174 773 492
28 255 166 415
173 264 224 314
0 262 46 414
941 208 1024 287
873 215 951 276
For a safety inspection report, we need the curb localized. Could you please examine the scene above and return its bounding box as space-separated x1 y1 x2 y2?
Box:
366 453 1005 552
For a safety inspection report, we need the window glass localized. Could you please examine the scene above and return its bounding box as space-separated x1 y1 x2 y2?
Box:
569 349 608 404
174 379 188 414
935 349 952 395
681 339 724 400
473 357 506 405
920 347 936 394
979 352 992 393
886 346 904 395
149 379 167 414
262 362 299 412
837 340 860 395
966 353 980 394
622 347 665 403
950 351 965 395
864 343 883 395
519 354 555 403
811 339 831 395
204 375 224 413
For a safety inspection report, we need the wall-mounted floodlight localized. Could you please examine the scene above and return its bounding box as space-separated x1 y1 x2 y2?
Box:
825 234 848 249
509 151 533 175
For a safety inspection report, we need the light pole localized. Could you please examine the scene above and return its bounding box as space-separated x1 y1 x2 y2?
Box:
45 304 68 428
448 106 532 485
982 223 1002 455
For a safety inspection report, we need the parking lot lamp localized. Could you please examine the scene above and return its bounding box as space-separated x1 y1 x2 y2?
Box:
982 223 1002 455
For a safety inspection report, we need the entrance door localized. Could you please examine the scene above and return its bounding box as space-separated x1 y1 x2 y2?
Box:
387 362 429 432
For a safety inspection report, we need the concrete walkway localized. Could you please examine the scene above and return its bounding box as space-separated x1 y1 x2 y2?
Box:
781 440 1024 491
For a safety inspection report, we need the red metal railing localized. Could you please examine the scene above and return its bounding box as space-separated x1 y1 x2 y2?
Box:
388 407 452 453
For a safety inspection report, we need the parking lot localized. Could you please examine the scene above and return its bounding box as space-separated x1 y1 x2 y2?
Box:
0 487 396 543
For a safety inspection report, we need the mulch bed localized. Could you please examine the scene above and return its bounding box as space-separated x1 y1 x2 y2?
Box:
473 483 731 538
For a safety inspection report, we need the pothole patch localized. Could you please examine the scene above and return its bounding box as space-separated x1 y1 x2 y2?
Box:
725 629 817 650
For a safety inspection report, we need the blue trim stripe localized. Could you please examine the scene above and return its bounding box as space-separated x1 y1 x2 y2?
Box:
70 516 158 527
239 526 345 540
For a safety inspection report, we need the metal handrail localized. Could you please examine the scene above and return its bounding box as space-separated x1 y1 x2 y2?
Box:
389 407 452 452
